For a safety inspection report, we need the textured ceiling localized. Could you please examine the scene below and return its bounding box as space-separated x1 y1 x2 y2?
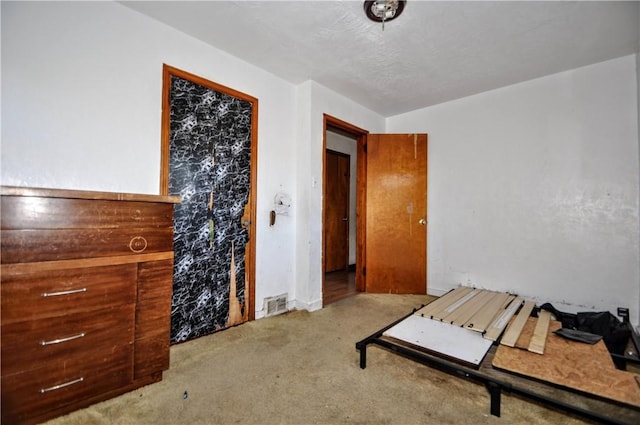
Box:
121 1 640 117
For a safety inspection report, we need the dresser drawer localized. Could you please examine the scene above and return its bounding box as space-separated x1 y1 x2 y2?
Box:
1 196 174 230
1 343 133 424
1 227 174 263
1 304 135 377
1 264 136 324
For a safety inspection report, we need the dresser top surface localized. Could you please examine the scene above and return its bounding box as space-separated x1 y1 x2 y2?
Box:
1 186 181 204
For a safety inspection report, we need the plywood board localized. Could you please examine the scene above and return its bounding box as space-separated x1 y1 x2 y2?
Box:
483 296 523 341
493 319 640 408
528 310 551 354
414 287 473 319
465 293 514 333
384 314 493 366
500 300 535 347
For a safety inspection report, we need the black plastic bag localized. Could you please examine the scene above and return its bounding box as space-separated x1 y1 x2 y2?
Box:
553 328 603 344
539 303 630 355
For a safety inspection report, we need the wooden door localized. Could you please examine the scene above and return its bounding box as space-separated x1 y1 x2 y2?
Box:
365 134 427 294
324 150 350 272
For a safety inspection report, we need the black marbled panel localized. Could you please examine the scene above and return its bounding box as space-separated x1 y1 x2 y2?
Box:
169 76 252 343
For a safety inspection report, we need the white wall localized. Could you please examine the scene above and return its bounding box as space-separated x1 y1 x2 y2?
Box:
295 81 384 311
388 55 640 324
326 130 358 265
636 5 640 327
5 2 638 325
1 1 298 318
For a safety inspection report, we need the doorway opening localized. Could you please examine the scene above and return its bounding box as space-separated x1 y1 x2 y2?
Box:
324 145 355 304
322 116 428 304
322 115 368 305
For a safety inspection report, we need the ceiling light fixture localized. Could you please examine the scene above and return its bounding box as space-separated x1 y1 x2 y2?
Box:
364 0 406 31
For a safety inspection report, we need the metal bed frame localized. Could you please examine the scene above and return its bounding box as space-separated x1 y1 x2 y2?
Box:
355 305 639 425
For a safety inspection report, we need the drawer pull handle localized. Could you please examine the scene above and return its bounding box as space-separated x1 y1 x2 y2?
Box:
41 288 87 297
129 236 148 253
40 377 84 393
40 332 86 346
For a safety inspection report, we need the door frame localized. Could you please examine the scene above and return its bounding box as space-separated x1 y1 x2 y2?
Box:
160 64 258 321
322 114 368 293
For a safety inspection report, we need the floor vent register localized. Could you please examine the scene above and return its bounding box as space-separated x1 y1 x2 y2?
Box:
264 294 288 317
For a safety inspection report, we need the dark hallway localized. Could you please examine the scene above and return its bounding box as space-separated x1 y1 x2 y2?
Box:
323 269 357 305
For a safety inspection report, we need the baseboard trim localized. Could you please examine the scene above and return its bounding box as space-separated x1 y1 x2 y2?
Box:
294 298 322 312
427 287 452 297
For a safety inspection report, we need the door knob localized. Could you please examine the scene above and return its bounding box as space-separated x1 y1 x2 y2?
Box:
418 218 427 225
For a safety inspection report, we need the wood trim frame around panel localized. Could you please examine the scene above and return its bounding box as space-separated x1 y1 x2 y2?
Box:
160 64 258 321
323 114 369 294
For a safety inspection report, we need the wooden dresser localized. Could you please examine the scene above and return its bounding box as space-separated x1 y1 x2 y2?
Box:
0 186 180 425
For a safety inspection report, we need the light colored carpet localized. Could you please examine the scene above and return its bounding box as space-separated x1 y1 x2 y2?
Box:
45 293 593 425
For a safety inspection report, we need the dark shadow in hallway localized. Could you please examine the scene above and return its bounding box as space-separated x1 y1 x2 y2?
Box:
323 269 357 305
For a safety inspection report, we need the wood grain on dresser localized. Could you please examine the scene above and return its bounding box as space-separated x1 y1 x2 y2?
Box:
0 186 180 425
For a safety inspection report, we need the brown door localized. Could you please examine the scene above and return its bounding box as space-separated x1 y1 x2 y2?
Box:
324 149 350 272
365 134 427 294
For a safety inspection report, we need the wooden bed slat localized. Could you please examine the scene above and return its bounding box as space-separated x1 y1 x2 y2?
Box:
414 287 472 318
500 300 535 347
431 288 480 321
465 293 514 333
483 296 523 341
446 290 495 326
528 310 552 354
